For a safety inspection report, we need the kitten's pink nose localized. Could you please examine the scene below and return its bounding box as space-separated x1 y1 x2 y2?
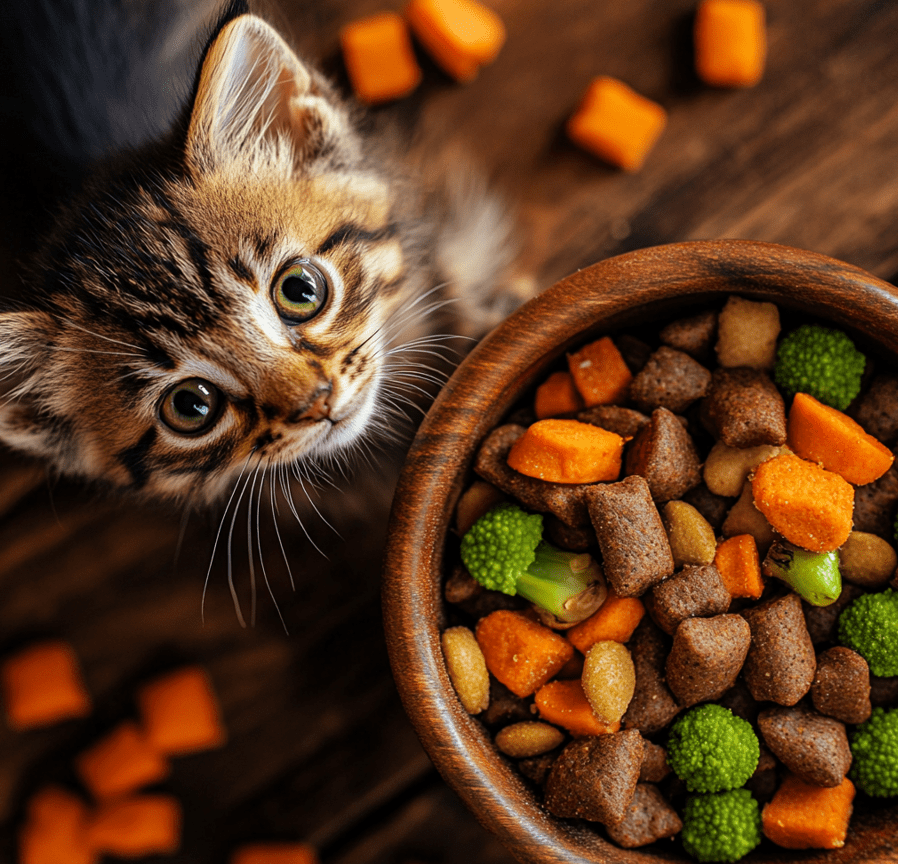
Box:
298 384 333 422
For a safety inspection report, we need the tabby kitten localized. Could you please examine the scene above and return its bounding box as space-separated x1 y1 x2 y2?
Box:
0 0 525 507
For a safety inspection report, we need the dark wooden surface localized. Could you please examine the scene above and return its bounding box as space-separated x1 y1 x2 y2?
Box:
3 0 898 862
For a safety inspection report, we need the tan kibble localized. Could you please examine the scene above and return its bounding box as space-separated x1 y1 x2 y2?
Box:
582 640 635 724
494 721 565 758
839 531 898 589
722 481 776 554
703 440 787 498
441 626 490 714
455 480 504 536
715 295 781 369
662 500 717 567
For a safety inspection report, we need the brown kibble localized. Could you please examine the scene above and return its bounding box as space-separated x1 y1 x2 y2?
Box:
544 729 646 825
517 753 557 785
604 783 683 848
480 679 532 727
812 647 872 725
662 500 718 567
585 475 675 597
639 741 671 783
494 721 565 758
628 346 712 415
701 367 787 448
646 564 731 636
682 483 732 531
850 374 898 447
802 583 864 645
576 405 650 439
742 592 816 706
624 408 702 503
757 705 852 788
622 617 681 734
582 641 636 724
665 614 751 707
659 309 718 360
441 626 490 715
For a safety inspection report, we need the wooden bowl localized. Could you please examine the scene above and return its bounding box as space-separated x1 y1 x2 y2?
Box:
382 240 898 863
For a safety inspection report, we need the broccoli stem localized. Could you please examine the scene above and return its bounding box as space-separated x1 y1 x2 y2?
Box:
515 541 606 623
762 539 842 606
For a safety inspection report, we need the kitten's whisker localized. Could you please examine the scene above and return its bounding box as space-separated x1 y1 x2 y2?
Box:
270 465 296 592
254 463 287 633
63 320 143 352
246 462 265 628
279 469 331 558
290 464 341 540
225 465 256 629
51 346 145 359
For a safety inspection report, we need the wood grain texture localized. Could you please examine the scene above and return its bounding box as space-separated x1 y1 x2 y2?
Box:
2 0 898 861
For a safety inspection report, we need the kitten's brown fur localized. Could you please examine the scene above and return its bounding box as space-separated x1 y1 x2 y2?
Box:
0 3 529 507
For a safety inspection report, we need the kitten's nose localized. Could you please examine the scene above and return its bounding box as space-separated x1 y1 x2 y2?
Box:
296 382 333 422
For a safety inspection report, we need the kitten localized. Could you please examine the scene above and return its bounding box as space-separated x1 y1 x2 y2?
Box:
0 0 530 509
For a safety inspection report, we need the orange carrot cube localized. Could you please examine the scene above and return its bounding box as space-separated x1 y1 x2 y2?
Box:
137 666 225 756
506 418 624 484
230 843 320 864
534 678 621 737
76 721 170 801
762 774 855 849
20 786 95 864
475 610 574 697
714 534 764 599
2 641 91 731
566 77 667 172
695 0 766 88
534 370 585 420
405 0 505 82
751 454 854 553
567 336 634 407
787 392 894 486
567 590 645 654
87 795 181 857
340 12 422 104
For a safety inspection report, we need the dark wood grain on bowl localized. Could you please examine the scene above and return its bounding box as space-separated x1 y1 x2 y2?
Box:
382 240 898 864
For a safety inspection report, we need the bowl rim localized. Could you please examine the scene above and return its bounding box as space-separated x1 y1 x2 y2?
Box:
382 239 898 864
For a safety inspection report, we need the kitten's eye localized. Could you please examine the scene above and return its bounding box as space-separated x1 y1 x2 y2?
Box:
159 378 223 435
273 260 328 323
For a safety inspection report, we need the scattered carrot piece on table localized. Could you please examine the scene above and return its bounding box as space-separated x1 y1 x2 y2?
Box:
762 774 855 849
87 794 181 858
475 610 574 697
714 533 764 599
1 640 91 731
567 590 645 654
136 666 226 756
339 12 422 104
19 786 95 864
506 418 624 484
75 721 170 801
405 0 505 82
230 843 320 864
566 76 667 172
534 370 585 419
534 678 621 737
694 0 766 88
787 391 895 485
567 336 633 406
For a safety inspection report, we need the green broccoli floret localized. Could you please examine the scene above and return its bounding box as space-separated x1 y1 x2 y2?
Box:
681 789 761 863
849 707 898 797
459 502 603 623
773 323 865 411
667 704 760 793
837 588 898 677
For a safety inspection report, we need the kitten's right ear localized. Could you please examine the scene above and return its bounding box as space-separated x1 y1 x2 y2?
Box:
185 14 354 176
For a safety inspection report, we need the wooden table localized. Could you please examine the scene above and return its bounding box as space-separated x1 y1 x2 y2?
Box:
2 0 898 861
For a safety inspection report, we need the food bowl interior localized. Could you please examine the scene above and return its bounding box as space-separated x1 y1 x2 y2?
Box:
382 240 898 864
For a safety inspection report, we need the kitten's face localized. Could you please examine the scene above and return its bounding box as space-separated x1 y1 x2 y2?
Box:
0 14 424 503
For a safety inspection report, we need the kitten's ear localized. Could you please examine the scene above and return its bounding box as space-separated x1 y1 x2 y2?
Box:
185 15 353 175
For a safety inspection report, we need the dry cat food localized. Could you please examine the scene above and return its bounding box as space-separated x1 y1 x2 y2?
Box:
440 295 898 861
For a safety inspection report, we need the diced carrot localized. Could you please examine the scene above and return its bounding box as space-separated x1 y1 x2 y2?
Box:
75 721 170 801
340 12 422 104
567 336 634 407
86 795 181 858
566 77 667 172
534 371 585 420
751 454 854 553
405 0 505 82
567 590 646 654
455 480 504 535
19 786 95 864
1 641 91 731
762 774 855 849
714 534 764 599
534 678 621 737
694 0 766 88
787 392 894 486
475 610 574 697
230 843 320 864
506 418 624 484
136 666 226 756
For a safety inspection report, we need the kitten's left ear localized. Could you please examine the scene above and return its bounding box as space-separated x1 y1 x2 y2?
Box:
185 15 354 175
